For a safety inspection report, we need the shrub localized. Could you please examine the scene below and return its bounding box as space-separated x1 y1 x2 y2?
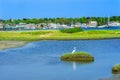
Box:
60 27 83 33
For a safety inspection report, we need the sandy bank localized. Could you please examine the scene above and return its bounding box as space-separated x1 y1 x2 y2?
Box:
0 41 28 50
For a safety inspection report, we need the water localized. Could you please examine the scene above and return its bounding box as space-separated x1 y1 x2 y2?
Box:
82 26 120 30
0 39 120 80
1 26 120 31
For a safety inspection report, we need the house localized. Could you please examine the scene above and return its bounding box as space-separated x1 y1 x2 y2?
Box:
0 23 4 29
16 23 26 30
88 21 98 27
25 23 37 29
37 23 48 29
81 23 88 28
109 21 120 26
16 23 37 30
59 24 69 28
74 23 81 27
48 23 59 29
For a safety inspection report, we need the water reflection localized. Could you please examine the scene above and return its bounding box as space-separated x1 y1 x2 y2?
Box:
73 62 76 71
62 61 94 71
99 74 120 80
1 40 120 80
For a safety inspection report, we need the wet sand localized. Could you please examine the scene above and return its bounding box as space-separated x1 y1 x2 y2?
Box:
0 41 28 50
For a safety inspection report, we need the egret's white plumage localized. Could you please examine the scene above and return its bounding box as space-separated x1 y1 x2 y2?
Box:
72 47 76 54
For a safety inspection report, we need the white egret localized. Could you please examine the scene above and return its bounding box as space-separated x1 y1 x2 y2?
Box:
72 47 76 54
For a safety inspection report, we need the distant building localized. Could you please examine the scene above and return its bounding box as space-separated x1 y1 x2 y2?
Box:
48 23 59 29
16 23 26 30
89 21 98 27
81 23 88 28
109 21 120 26
0 23 4 29
16 23 37 30
74 23 81 27
37 23 47 29
25 23 37 29
48 23 69 29
59 24 69 28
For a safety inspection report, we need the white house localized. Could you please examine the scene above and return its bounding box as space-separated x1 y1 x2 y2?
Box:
25 23 37 29
48 23 69 29
48 23 59 29
16 23 37 30
74 22 81 27
16 23 26 29
109 21 120 26
89 21 98 27
0 23 3 29
59 24 69 28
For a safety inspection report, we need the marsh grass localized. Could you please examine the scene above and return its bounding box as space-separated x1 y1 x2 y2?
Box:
61 52 94 62
112 64 120 74
1 30 120 41
21 30 51 35
60 27 83 33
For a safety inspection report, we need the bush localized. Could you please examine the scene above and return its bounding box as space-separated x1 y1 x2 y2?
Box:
60 27 83 33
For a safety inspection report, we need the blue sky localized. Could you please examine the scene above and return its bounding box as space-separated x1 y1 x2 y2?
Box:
0 0 119 19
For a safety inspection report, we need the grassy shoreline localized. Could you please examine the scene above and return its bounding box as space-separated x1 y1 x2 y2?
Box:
1 30 120 41
1 30 120 50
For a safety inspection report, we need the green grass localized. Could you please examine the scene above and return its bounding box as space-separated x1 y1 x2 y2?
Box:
60 52 94 62
21 30 50 35
1 30 120 41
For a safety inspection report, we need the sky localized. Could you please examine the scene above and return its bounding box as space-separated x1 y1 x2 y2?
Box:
0 0 119 19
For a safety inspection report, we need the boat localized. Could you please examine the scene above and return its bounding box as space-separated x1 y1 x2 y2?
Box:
98 25 107 28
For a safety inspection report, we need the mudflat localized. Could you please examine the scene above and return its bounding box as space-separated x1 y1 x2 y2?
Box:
0 41 27 50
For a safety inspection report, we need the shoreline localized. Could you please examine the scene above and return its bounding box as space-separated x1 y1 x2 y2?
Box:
0 41 28 50
1 30 120 50
1 30 120 41
1 38 120 50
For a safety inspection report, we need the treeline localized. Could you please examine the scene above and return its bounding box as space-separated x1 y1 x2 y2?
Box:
0 16 120 26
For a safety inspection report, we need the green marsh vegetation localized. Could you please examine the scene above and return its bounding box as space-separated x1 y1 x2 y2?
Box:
1 29 120 41
60 52 94 62
60 27 83 33
112 64 120 74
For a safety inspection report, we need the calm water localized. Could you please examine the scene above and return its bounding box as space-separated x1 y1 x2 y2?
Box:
82 26 120 30
0 39 120 80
